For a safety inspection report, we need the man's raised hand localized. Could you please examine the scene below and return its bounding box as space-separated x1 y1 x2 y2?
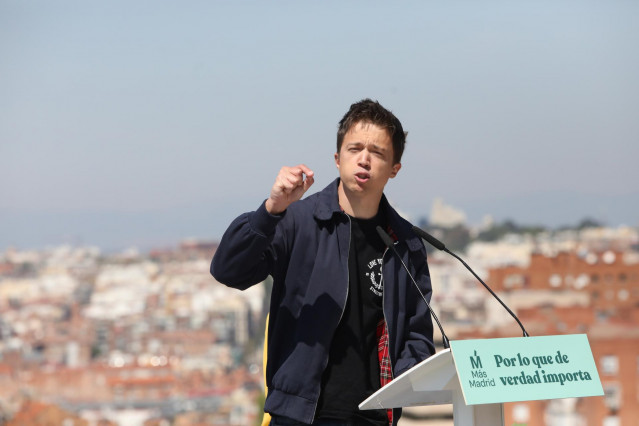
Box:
265 165 315 214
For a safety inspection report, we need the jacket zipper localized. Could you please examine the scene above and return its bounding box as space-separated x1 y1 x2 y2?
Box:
339 214 352 330
310 213 352 421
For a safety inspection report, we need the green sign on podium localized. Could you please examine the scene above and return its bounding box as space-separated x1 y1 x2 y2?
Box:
450 334 604 405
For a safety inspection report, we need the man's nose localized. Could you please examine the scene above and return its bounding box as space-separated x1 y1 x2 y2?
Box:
357 150 371 168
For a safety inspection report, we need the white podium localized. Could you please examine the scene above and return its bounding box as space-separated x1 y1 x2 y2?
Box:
359 349 504 426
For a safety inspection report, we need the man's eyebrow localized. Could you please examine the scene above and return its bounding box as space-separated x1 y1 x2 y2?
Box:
345 141 386 151
366 143 388 153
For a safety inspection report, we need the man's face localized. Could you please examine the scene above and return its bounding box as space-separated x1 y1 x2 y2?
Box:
335 121 401 199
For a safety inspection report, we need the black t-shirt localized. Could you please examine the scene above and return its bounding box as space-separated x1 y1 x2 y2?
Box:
315 212 388 425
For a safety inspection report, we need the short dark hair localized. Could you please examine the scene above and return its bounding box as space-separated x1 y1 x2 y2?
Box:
336 98 407 164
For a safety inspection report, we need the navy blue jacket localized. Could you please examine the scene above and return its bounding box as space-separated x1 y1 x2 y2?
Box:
211 179 435 425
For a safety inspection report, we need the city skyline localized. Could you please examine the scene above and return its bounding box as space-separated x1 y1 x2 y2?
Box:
1 210 637 424
2 1 638 251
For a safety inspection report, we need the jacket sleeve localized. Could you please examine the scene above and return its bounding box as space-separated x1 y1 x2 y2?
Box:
394 250 436 376
211 201 287 290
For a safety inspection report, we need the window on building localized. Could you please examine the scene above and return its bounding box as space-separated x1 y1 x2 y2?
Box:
505 274 524 289
603 415 620 426
564 275 574 287
601 356 619 375
602 251 616 264
591 274 599 284
574 274 589 289
511 404 530 423
549 274 562 288
603 383 621 411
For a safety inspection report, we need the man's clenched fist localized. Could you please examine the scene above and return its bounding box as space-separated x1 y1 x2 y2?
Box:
265 165 315 214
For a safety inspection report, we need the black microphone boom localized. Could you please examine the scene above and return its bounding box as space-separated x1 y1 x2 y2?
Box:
376 226 450 349
411 225 530 337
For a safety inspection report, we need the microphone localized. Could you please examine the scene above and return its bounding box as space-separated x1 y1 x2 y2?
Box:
376 226 450 349
411 225 530 337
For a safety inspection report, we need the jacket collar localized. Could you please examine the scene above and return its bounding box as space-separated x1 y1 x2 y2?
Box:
313 178 343 221
313 178 422 252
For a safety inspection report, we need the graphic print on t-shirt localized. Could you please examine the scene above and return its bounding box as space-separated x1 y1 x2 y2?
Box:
365 257 384 297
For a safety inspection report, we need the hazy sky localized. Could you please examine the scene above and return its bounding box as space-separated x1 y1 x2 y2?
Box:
2 1 638 251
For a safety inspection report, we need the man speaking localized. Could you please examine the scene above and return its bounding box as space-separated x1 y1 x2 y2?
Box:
211 99 435 425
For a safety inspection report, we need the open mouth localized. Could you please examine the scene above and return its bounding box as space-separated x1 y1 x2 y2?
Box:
355 172 370 183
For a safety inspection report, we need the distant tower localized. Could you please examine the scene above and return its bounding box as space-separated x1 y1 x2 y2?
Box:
429 198 467 228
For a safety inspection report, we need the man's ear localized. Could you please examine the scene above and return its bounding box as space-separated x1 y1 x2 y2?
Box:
390 163 401 178
334 152 340 169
